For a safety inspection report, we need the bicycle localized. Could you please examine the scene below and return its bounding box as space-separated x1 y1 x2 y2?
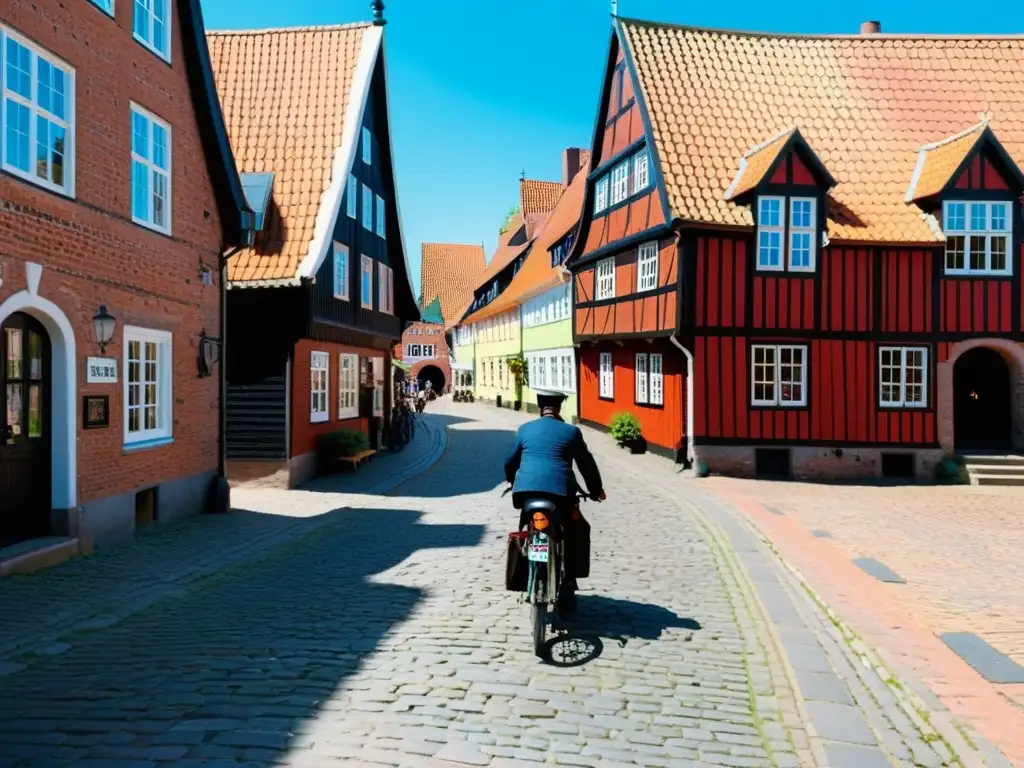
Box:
387 401 415 451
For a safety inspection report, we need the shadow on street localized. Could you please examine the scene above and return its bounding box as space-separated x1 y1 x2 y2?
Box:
0 507 484 767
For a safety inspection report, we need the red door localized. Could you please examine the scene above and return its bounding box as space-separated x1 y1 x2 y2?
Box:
0 313 52 547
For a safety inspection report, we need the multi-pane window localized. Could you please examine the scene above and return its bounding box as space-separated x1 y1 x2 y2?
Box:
377 263 393 313
360 255 373 309
594 177 609 213
596 257 615 300
632 149 650 194
610 159 630 205
788 197 816 271
124 326 172 444
2 33 74 195
338 353 358 419
943 201 1011 275
361 183 373 231
599 351 614 398
756 196 784 270
637 242 658 292
375 193 385 238
879 347 928 408
91 0 114 14
333 243 349 300
751 344 807 406
346 174 357 218
310 351 329 422
133 0 171 61
650 354 663 405
361 126 372 164
635 353 649 403
130 105 171 233
525 349 575 393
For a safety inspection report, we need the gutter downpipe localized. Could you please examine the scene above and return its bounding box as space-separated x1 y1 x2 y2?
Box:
669 333 695 467
214 238 248 512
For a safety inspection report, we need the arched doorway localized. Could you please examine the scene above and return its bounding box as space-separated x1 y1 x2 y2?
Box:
418 364 446 394
954 346 1011 451
1 312 52 546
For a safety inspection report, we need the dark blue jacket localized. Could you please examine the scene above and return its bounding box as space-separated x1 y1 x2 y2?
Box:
504 416 604 506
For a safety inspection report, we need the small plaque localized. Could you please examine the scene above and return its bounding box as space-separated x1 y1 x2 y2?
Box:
83 395 109 430
86 356 118 384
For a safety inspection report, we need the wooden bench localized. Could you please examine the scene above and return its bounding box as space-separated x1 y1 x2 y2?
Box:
337 449 377 471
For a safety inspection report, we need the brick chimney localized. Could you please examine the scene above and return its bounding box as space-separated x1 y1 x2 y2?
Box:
860 20 881 34
562 148 585 187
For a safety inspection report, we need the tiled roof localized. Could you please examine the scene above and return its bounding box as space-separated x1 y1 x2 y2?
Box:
208 24 370 284
724 128 795 201
906 122 987 202
463 168 587 324
618 18 1024 243
420 243 486 325
481 212 528 281
520 180 563 218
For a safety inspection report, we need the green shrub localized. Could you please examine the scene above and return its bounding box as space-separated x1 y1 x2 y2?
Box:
316 429 370 459
934 456 966 485
609 412 642 444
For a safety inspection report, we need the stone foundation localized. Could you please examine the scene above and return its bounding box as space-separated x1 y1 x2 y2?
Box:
696 444 945 483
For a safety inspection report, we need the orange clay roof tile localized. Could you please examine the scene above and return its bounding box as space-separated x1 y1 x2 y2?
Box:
618 19 1024 243
420 243 487 326
724 128 796 200
906 122 987 202
207 24 369 283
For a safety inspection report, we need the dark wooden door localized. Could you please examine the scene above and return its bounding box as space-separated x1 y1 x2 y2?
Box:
954 347 1012 452
0 313 52 547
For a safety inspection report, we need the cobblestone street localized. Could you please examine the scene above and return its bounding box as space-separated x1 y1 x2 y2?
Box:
0 404 1011 767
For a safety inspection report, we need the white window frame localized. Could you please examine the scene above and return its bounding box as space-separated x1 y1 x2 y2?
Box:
632 148 650 194
594 177 609 213
91 0 115 16
788 197 816 272
756 196 784 272
338 353 359 419
650 353 663 406
346 174 357 218
377 262 388 313
599 351 614 398
635 352 649 404
333 242 349 300
361 183 373 231
637 242 658 292
133 0 172 61
879 347 928 408
1 30 76 197
596 257 615 300
942 200 1012 276
362 126 372 165
360 255 373 309
610 159 630 205
310 351 329 423
130 102 172 234
123 325 173 445
375 193 385 238
750 344 807 407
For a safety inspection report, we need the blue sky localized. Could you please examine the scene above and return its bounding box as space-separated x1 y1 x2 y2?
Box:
199 0 1024 298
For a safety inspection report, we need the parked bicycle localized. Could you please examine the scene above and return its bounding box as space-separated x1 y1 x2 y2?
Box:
388 399 416 451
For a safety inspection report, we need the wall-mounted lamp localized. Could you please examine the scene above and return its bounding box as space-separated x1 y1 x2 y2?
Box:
92 305 116 353
197 329 222 378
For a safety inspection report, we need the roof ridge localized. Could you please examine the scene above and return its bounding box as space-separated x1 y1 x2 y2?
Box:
616 16 1024 41
920 120 988 152
421 242 486 249
207 21 371 36
741 126 796 159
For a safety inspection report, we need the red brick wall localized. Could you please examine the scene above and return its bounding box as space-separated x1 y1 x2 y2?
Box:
291 338 389 458
0 0 227 505
400 322 451 389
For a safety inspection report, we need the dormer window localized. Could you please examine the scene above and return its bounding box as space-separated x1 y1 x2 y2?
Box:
756 195 816 272
943 201 1011 275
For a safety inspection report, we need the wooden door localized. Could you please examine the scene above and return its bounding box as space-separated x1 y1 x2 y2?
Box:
0 313 52 547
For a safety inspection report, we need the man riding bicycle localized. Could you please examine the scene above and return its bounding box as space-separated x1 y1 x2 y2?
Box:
503 390 606 612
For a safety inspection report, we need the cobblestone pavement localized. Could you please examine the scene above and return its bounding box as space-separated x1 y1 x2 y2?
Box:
0 401 1009 767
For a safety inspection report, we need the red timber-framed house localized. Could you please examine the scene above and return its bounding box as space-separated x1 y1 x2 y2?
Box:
208 5 419 489
1 0 252 555
569 16 1024 481
396 243 486 392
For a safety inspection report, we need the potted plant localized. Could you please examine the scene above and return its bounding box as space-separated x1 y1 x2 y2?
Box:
315 428 370 472
609 412 645 454
506 355 528 411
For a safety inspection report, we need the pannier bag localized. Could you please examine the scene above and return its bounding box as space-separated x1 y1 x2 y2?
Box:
506 531 528 591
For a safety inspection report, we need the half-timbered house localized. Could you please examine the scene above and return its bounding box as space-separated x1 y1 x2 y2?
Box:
568 16 1024 481
209 7 419 488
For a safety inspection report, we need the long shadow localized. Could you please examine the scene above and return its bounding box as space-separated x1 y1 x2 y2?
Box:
545 596 703 667
0 507 484 767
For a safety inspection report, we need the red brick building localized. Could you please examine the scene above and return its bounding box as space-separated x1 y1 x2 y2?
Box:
569 16 1024 481
0 0 252 552
210 11 420 489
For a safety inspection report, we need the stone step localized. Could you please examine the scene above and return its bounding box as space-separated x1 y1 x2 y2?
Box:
0 536 82 577
964 463 1024 476
962 454 1024 467
971 473 1024 487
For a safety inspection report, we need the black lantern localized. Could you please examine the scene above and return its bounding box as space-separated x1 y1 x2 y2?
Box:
92 305 116 353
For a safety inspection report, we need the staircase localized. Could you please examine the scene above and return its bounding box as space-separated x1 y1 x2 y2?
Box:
963 454 1024 486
